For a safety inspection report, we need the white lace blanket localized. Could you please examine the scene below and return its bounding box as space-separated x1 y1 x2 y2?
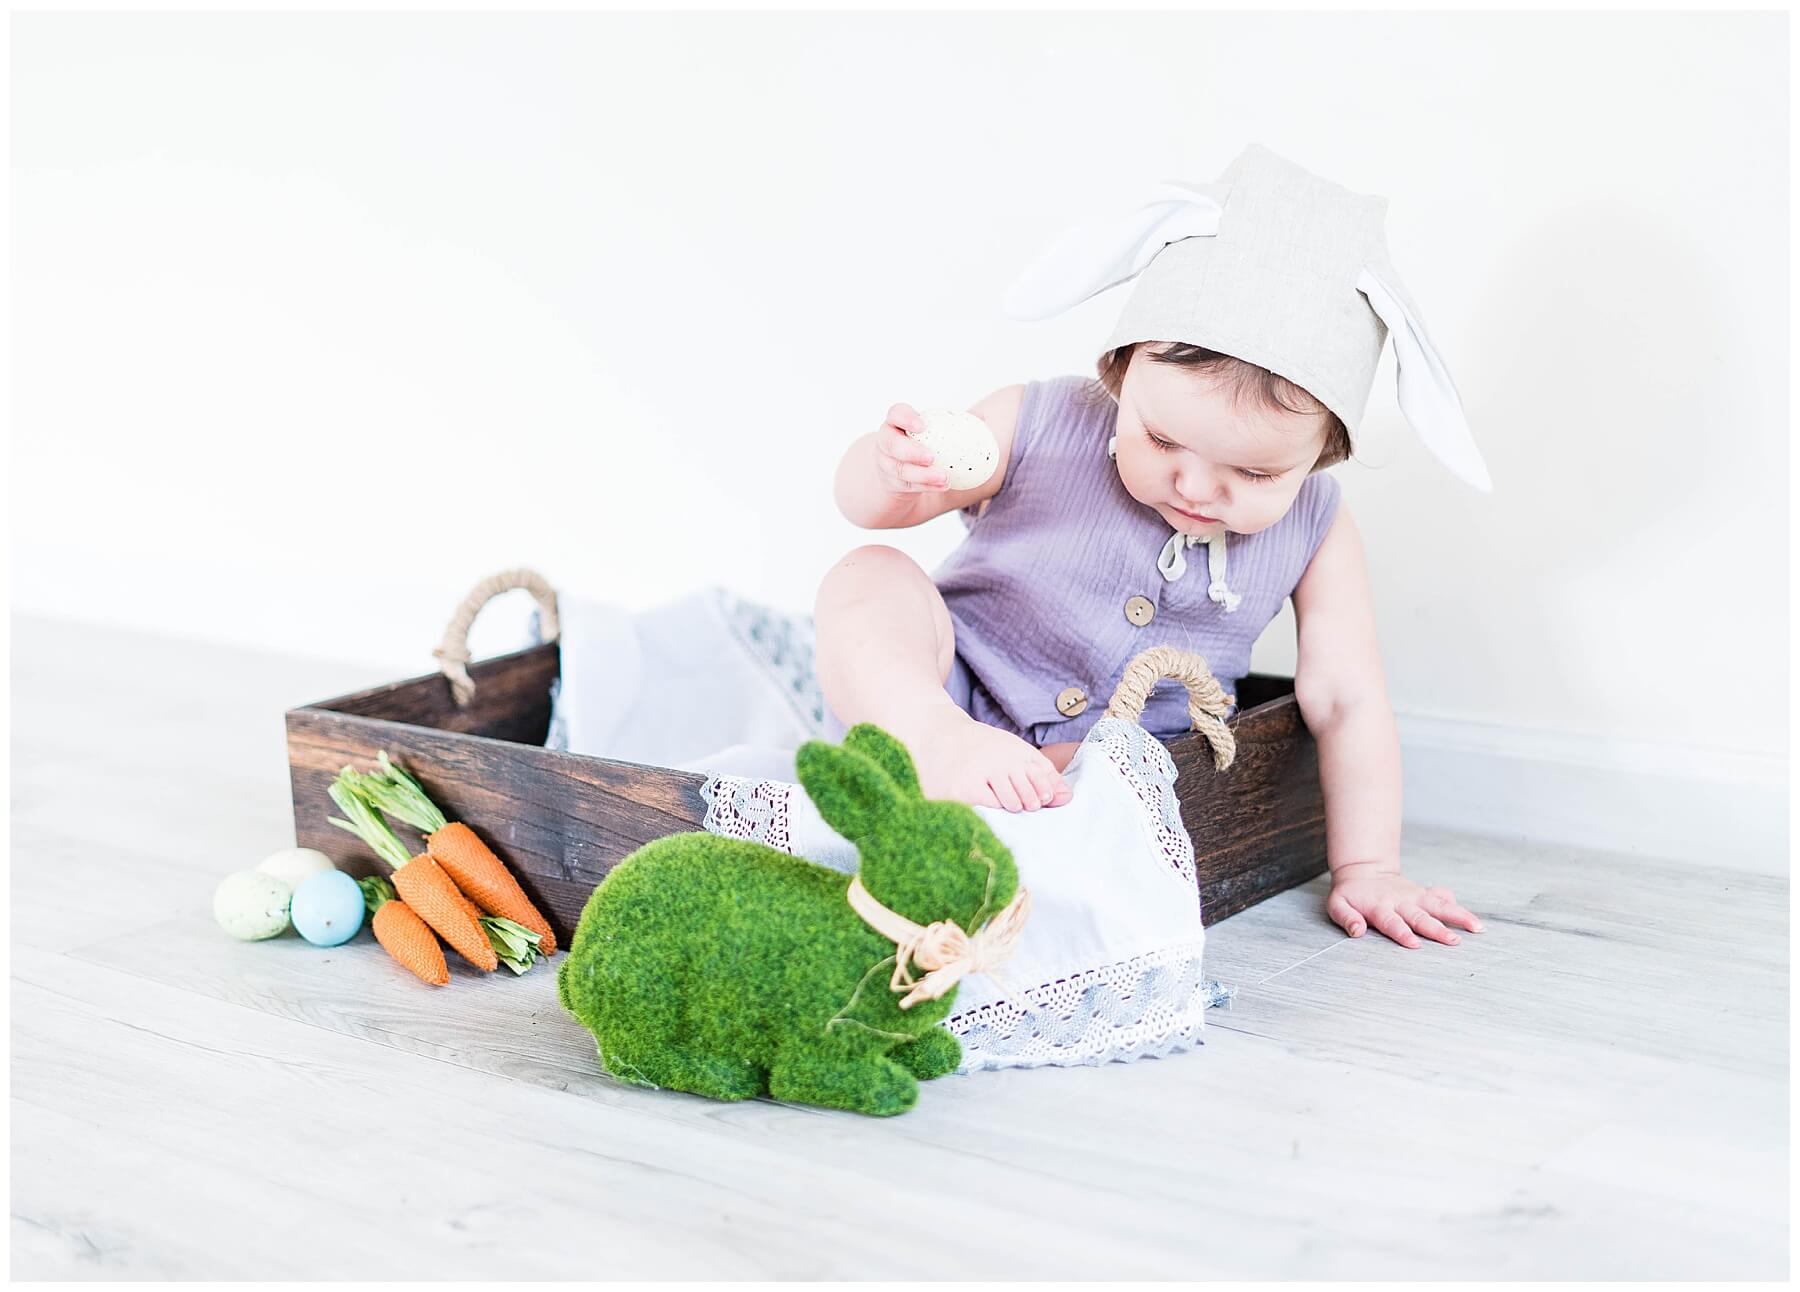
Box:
546 586 1234 1074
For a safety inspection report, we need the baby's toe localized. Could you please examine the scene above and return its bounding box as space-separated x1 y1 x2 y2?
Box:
1023 763 1060 808
1009 770 1044 811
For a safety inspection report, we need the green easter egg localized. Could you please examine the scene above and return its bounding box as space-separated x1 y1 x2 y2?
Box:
213 870 293 941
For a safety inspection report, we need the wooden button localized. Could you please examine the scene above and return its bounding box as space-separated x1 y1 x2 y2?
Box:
1055 686 1089 718
1125 594 1156 627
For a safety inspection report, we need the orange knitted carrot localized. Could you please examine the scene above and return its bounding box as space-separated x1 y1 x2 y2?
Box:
361 753 558 956
328 775 497 974
389 854 497 971
425 822 557 956
374 898 450 985
358 876 449 986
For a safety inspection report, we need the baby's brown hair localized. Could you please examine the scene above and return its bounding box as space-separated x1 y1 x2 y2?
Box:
1077 342 1353 472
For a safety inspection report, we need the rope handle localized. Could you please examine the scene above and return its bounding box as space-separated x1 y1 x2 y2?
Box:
1102 645 1238 771
433 568 560 708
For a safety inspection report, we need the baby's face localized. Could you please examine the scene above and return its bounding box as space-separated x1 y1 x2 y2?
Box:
1113 346 1329 537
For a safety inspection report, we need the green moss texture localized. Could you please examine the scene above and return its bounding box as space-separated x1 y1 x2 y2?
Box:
556 723 1020 1116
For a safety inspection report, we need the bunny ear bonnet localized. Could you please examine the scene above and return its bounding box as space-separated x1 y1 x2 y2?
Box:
1003 143 1493 493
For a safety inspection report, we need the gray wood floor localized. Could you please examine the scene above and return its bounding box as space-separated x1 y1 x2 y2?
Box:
9 614 1789 1279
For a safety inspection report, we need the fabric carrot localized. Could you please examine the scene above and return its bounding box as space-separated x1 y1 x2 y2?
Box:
328 772 499 973
357 875 449 986
357 751 558 956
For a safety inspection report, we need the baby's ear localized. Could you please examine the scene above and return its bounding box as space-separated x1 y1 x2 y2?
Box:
841 723 924 801
795 739 903 844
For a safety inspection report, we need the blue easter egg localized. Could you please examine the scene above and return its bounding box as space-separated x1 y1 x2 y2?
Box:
290 869 367 947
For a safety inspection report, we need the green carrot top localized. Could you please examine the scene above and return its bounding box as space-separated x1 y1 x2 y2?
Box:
480 915 543 975
355 751 450 835
327 770 412 871
357 874 398 916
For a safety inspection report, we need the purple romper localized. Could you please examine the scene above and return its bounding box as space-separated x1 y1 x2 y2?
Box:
829 374 1341 746
824 374 1339 748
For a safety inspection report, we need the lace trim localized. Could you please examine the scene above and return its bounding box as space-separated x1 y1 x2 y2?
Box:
948 942 1233 1072
698 775 796 856
712 588 830 737
1085 717 1197 889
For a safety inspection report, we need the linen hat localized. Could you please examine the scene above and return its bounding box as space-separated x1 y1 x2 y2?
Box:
1003 143 1492 492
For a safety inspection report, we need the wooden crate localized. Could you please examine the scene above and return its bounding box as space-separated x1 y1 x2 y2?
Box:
286 642 1327 948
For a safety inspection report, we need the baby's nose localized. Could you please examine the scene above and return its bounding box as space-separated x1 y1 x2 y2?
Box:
1177 465 1219 501
1173 460 1216 489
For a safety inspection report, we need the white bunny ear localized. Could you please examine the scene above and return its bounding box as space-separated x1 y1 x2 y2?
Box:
1002 181 1228 321
1357 265 1494 493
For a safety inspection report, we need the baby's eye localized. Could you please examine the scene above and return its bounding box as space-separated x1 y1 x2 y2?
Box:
1146 432 1179 452
1235 467 1280 483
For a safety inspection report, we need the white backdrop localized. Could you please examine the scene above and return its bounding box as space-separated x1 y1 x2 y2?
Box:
11 10 1790 863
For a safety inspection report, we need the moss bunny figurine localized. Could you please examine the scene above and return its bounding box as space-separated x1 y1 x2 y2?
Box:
556 723 1027 1116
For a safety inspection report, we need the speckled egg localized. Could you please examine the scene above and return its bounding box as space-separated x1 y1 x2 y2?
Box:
290 869 367 947
907 408 1000 490
213 870 293 941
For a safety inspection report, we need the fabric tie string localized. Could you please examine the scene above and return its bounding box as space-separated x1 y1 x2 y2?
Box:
846 877 1037 1014
1204 533 1242 611
1157 530 1241 612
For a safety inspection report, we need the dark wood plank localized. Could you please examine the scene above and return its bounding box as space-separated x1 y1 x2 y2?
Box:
1232 671 1298 712
307 642 559 743
287 654 1325 940
286 707 710 948
1169 690 1327 925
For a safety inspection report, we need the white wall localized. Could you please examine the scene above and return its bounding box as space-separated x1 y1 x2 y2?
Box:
11 11 1789 864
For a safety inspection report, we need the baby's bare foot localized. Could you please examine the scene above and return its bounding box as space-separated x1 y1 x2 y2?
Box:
897 704 1073 813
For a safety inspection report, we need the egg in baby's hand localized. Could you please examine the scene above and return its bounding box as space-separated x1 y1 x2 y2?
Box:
907 409 1000 491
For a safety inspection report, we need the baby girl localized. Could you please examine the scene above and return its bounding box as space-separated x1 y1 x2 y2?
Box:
813 144 1488 950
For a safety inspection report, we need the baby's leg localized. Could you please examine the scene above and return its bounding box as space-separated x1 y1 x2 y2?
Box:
814 545 1071 812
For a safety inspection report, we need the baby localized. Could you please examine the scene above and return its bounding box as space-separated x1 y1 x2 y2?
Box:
818 344 1332 806
813 144 1489 950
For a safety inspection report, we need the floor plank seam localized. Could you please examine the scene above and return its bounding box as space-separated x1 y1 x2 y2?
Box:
1256 937 1353 985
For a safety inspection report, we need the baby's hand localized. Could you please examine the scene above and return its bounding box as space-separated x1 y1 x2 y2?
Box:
874 403 951 496
1326 860 1484 948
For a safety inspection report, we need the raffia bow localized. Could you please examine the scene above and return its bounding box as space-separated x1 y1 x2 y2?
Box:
846 878 1035 1013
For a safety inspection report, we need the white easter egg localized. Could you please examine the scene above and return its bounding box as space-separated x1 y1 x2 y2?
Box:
213 870 293 941
255 846 336 892
908 409 1000 490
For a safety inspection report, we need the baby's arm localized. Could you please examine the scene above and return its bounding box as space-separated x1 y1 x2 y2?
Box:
1291 502 1483 948
819 384 1072 812
832 386 1023 530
